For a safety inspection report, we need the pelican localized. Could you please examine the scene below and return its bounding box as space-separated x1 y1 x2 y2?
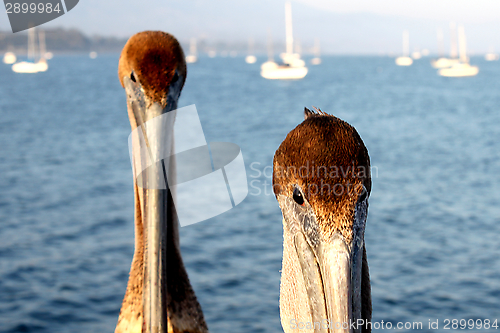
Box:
115 31 208 333
273 107 372 333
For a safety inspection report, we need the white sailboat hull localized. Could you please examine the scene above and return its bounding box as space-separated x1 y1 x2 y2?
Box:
3 52 16 64
12 60 47 73
261 65 308 80
438 63 478 77
395 56 413 66
186 55 197 63
245 55 257 64
431 57 460 69
412 51 422 59
485 53 499 61
311 57 321 65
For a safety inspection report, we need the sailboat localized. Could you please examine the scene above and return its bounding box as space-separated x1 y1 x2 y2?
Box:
185 38 198 64
431 23 460 69
260 1 307 80
245 38 257 64
412 48 422 60
438 25 478 77
12 28 48 73
261 30 278 71
311 37 321 65
3 52 16 64
395 30 413 66
485 53 499 61
485 46 499 61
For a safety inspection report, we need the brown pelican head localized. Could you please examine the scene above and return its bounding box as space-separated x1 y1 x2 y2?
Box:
115 31 207 333
118 30 187 128
273 107 372 333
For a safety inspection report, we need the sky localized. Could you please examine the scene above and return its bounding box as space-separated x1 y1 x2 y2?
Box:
2 0 500 54
295 0 500 23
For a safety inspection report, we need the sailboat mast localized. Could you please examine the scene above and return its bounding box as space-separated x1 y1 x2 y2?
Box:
403 30 409 57
450 22 458 59
314 37 320 57
295 38 301 54
27 28 35 60
285 1 293 55
267 28 274 61
248 37 254 55
190 38 197 56
39 30 46 58
458 25 467 63
437 28 444 58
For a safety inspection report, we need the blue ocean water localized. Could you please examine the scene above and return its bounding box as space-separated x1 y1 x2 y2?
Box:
1 54 500 332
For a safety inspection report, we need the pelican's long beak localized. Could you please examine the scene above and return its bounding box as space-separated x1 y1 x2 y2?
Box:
124 73 181 333
279 195 367 333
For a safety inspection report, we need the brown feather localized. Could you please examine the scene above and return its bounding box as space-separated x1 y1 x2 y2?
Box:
118 31 187 108
273 110 371 242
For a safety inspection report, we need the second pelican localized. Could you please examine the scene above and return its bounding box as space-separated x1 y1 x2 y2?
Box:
273 107 372 333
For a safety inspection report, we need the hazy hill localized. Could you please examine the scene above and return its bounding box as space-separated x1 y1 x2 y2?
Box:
0 28 128 54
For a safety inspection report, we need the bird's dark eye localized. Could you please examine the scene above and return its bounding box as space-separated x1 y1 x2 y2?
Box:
130 72 136 82
293 187 304 206
171 72 179 83
358 187 368 202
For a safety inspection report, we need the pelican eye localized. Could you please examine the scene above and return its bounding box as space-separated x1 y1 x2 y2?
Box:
171 71 179 83
293 187 305 206
358 187 368 202
130 72 136 82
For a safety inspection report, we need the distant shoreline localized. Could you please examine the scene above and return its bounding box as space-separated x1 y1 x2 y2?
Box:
0 27 128 54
